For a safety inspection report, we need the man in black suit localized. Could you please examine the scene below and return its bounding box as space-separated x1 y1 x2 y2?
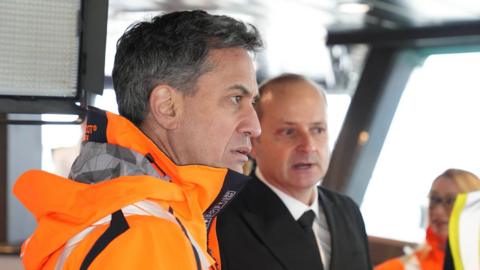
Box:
216 73 372 270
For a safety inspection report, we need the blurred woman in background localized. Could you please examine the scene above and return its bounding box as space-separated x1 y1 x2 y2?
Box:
375 169 480 270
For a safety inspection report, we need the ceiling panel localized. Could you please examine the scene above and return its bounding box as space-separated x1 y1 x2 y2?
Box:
105 0 480 90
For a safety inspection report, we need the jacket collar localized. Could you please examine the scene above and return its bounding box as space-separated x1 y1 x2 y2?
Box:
83 107 250 215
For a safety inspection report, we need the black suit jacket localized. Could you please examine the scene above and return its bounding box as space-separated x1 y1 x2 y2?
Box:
217 175 372 270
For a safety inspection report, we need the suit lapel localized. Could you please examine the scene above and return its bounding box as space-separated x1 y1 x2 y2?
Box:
239 176 323 270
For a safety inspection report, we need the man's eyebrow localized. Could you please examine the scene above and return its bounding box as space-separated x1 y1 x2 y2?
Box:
227 84 256 97
281 121 297 126
281 121 326 126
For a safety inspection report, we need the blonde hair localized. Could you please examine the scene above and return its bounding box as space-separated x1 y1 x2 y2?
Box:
386 169 480 266
436 168 480 193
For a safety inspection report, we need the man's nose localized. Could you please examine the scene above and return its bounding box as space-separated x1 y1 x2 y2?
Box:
239 104 261 138
297 131 317 152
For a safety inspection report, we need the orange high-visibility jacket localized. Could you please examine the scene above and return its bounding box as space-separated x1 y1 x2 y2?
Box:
374 226 445 270
14 107 248 270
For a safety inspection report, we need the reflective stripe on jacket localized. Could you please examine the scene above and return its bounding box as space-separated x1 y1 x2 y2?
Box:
448 191 480 270
14 107 249 270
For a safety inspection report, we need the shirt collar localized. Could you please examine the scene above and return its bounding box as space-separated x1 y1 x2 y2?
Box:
255 167 319 220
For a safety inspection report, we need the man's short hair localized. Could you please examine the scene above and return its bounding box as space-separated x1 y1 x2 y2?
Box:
112 10 263 125
255 73 325 120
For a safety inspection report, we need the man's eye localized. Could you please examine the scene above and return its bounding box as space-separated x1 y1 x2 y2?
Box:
252 96 259 106
312 127 325 134
280 128 295 136
231 96 242 104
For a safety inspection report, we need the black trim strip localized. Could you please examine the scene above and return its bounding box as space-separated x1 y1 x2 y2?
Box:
80 210 129 270
145 153 167 177
204 170 250 265
204 170 250 231
168 204 201 269
173 215 202 270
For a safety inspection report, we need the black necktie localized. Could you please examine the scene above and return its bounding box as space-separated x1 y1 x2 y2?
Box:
298 210 324 269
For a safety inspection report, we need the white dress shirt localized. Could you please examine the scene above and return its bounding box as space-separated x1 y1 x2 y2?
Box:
256 167 331 269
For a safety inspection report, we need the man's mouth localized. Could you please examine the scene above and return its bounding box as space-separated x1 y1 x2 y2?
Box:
232 147 251 161
292 162 316 170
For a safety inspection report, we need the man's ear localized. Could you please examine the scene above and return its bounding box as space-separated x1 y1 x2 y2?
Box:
149 84 182 130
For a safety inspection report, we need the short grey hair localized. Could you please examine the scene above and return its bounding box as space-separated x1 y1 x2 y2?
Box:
112 10 263 125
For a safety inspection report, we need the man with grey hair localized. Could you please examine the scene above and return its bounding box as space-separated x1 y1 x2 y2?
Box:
15 10 262 270
217 73 372 270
